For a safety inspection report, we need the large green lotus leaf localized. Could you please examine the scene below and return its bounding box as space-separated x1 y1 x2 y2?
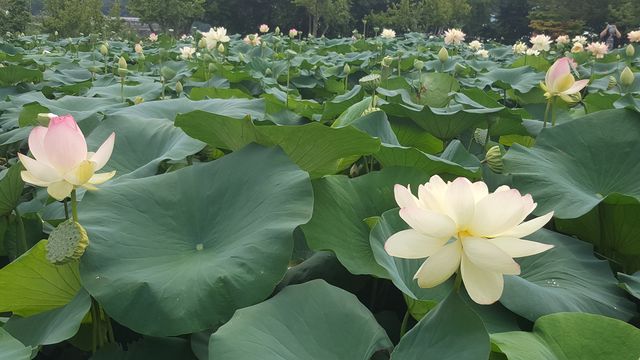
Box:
391 290 490 360
477 66 545 92
79 144 314 336
209 280 393 360
189 87 253 100
302 167 430 278
85 80 163 101
0 65 43 86
491 312 640 360
0 328 31 360
175 110 380 178
504 109 640 219
4 289 90 347
0 164 24 216
322 85 365 120
91 337 197 360
618 271 640 300
500 229 635 322
0 240 81 316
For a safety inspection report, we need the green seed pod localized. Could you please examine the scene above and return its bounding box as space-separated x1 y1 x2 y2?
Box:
46 219 89 265
485 145 503 174
438 47 449 62
473 128 488 146
607 75 618 90
620 66 635 87
626 44 635 57
359 73 382 92
413 59 424 71
175 81 183 94
161 66 176 81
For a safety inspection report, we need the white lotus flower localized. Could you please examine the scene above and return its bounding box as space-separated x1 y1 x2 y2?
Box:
571 42 584 53
148 33 158 42
572 35 587 44
555 35 569 45
586 42 608 59
476 49 489 58
259 24 269 33
385 176 554 305
530 34 552 52
469 40 482 51
243 33 261 46
380 28 396 39
201 27 230 50
444 28 465 45
628 30 640 43
179 46 196 60
512 41 527 55
525 48 540 56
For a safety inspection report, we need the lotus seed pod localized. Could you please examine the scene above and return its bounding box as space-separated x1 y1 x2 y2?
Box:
362 107 382 116
198 37 207 49
161 66 176 81
382 55 393 67
99 44 108 56
607 75 618 90
413 59 424 71
45 219 89 265
620 66 635 87
438 47 449 62
217 43 225 53
626 44 635 57
118 56 127 70
473 128 488 146
175 80 183 94
359 73 382 92
485 145 503 173
563 91 582 105
343 63 351 74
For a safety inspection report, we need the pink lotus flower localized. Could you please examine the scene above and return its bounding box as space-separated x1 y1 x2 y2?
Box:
18 115 116 201
148 33 158 42
289 28 298 38
243 34 261 46
540 57 589 102
259 24 269 33
386 176 554 304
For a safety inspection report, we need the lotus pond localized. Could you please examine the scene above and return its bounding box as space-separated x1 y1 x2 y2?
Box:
0 31 639 359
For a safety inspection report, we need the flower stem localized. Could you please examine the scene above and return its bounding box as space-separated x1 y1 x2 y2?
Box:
70 189 79 222
90 299 99 353
543 98 552 128
551 97 557 127
14 208 27 256
399 310 410 337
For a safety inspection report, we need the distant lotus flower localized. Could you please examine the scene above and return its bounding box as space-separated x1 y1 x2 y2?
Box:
628 30 640 43
555 35 569 45
512 41 527 55
385 176 554 305
571 42 584 53
525 48 540 56
243 34 261 46
289 28 298 38
530 34 552 52
380 28 396 39
259 24 269 33
540 57 588 102
19 115 116 201
444 28 465 45
476 49 489 58
469 40 482 51
149 33 158 42
586 42 608 58
134 43 143 54
572 35 587 44
201 27 230 50
179 46 196 60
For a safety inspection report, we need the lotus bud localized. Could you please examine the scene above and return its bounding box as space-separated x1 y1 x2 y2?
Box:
373 26 380 33
217 43 225 53
382 55 393 67
198 37 207 49
485 146 503 173
438 47 449 62
118 56 127 69
620 66 635 87
626 44 635 57
413 59 424 71
134 96 144 104
343 63 351 74
238 53 246 62
265 68 272 76
275 26 281 35
46 220 89 264
161 66 176 81
208 62 216 73
607 75 618 90
359 73 381 92
99 44 108 56
175 81 183 94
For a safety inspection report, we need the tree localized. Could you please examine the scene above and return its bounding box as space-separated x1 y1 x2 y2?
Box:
367 0 470 34
463 0 497 39
106 0 124 33
609 0 640 35
127 0 205 33
493 0 531 42
528 0 610 35
292 0 351 37
0 0 31 34
42 0 104 36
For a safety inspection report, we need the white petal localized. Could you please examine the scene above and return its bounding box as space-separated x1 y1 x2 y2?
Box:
471 181 489 202
496 212 554 238
414 240 462 288
399 207 456 239
21 171 52 187
18 153 62 183
385 229 448 259
488 237 554 258
88 171 116 185
468 189 529 237
461 255 504 305
462 237 520 275
394 184 418 208
47 181 73 201
444 177 475 228
28 126 49 163
89 132 115 171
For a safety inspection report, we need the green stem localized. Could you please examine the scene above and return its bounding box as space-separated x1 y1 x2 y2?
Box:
90 299 98 353
551 97 557 127
543 98 552 128
484 121 491 151
70 189 79 222
399 310 410 337
120 77 125 103
370 93 376 108
286 61 291 109
63 199 69 220
14 208 27 256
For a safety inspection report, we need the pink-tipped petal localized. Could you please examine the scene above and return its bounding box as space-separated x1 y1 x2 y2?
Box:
384 229 448 259
43 115 87 173
560 79 589 95
394 184 418 208
461 255 504 305
462 237 521 275
28 126 49 163
89 132 115 171
399 207 456 239
414 240 462 288
488 237 554 258
18 153 62 183
546 57 570 89
47 181 73 201
495 211 554 238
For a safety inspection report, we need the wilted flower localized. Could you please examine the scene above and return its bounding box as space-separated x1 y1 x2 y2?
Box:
134 43 143 54
525 48 540 56
179 46 196 60
586 42 608 58
572 35 587 44
512 41 527 55
530 34 552 52
628 30 640 43
19 115 116 201
571 42 584 53
444 28 465 45
259 24 269 33
243 34 261 46
149 33 158 42
468 40 482 51
476 49 489 58
555 35 569 45
380 28 396 39
386 176 554 304
540 57 588 102
289 28 298 38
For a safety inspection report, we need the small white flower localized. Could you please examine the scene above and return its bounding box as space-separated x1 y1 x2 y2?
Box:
525 48 540 56
476 49 489 58
530 34 552 52
586 42 608 58
179 46 196 60
556 35 569 45
512 41 527 55
469 40 482 51
259 24 269 33
572 35 587 44
380 28 396 39
444 28 465 45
